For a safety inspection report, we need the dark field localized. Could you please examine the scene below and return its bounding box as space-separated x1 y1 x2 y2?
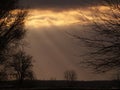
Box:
0 88 118 90
0 80 120 90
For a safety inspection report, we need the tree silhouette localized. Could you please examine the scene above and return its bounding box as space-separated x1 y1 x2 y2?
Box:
64 70 77 81
0 0 27 62
76 0 120 73
9 51 34 83
0 0 27 80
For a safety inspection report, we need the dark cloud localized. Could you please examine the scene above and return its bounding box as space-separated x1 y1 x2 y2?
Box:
19 0 103 10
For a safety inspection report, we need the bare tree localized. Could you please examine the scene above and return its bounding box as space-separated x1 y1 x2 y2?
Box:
0 0 27 80
76 0 120 73
64 70 77 81
9 51 34 83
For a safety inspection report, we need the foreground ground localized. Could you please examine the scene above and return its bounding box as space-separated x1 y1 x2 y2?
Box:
0 80 120 90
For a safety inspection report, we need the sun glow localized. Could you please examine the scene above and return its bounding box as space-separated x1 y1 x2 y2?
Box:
25 9 81 28
25 6 110 29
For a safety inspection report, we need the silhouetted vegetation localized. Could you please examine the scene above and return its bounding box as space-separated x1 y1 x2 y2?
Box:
75 0 120 73
0 0 34 86
64 70 77 81
8 51 34 86
0 0 26 80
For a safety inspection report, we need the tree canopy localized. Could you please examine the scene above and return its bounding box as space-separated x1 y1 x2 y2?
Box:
0 0 34 81
77 0 120 73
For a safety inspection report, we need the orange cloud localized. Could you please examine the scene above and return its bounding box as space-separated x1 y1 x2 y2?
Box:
25 6 110 29
25 9 81 28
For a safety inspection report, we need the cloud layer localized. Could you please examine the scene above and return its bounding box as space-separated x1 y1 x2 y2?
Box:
19 0 102 10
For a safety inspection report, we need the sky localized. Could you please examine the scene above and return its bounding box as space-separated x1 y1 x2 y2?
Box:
19 0 116 80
